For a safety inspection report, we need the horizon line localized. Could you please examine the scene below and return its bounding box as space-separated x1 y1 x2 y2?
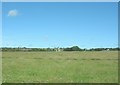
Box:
1 46 119 49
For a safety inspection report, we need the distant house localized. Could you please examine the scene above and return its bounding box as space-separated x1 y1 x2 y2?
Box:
55 47 63 52
101 48 110 51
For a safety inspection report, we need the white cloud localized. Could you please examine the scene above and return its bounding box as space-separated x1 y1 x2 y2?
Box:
8 9 18 16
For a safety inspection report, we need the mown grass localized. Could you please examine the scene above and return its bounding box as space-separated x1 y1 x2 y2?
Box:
2 51 118 83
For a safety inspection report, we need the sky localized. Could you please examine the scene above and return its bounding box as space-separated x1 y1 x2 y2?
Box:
0 2 2 47
2 2 118 48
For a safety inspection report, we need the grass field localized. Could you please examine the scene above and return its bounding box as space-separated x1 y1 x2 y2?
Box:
2 51 118 83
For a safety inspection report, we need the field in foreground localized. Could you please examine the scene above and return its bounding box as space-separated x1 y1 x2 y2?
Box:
2 51 118 83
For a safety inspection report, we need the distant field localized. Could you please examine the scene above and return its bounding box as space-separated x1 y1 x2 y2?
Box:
2 51 118 83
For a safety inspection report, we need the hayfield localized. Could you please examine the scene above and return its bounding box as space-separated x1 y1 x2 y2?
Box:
2 51 118 83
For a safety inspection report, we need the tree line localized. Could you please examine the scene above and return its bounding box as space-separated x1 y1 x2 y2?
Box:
1 46 120 52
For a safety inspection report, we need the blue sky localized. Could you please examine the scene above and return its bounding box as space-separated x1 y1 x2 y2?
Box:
0 2 2 47
2 2 118 48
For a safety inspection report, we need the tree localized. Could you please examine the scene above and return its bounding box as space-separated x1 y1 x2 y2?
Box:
71 46 80 51
63 47 72 51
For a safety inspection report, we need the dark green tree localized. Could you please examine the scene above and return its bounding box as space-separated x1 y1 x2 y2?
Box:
71 46 81 51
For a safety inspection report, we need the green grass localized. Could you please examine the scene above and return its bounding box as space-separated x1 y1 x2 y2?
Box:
2 51 118 83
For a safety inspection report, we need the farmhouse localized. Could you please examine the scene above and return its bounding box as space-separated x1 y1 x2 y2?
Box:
55 47 63 52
